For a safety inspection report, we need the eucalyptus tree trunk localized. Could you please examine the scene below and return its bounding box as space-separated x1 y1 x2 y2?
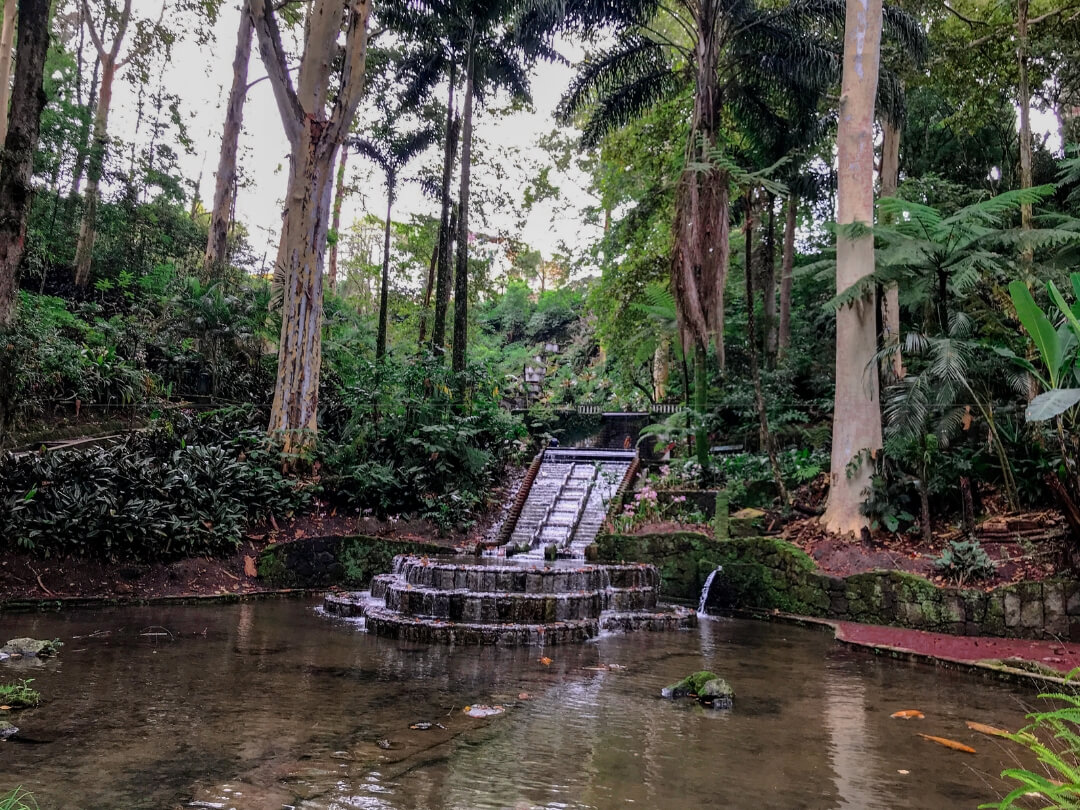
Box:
250 0 372 456
68 55 98 200
74 0 132 290
451 50 474 378
653 337 670 401
777 193 797 360
762 193 778 362
880 117 903 378
0 0 50 441
327 145 348 292
376 182 394 359
822 0 885 536
0 0 17 144
431 64 457 356
204 6 253 278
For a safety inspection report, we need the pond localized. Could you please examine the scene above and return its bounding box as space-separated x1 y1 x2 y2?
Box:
0 600 1038 809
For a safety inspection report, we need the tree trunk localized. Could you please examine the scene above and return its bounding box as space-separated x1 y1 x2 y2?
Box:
417 218 439 349
693 341 708 467
451 50 474 378
68 55 98 200
327 145 348 293
762 193 778 362
1018 0 1033 236
204 6 253 279
822 0 885 536
745 190 789 505
0 0 16 144
777 193 797 360
73 54 115 289
879 117 903 378
376 184 393 359
653 336 670 401
431 64 457 357
0 0 50 442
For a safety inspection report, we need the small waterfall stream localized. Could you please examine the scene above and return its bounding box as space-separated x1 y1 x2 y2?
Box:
697 566 722 615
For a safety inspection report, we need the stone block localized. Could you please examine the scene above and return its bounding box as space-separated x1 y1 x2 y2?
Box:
1021 598 1044 630
1067 581 1080 616
1045 583 1067 635
1005 591 1021 628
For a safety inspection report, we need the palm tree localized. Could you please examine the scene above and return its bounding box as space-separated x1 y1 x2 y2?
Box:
350 122 439 359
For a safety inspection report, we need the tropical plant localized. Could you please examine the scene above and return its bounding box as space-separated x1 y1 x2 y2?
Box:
933 538 995 585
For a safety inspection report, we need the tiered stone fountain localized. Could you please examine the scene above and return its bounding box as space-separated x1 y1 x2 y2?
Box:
324 555 696 645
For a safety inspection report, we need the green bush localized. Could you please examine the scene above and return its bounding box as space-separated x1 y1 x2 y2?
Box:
934 539 996 585
0 408 311 561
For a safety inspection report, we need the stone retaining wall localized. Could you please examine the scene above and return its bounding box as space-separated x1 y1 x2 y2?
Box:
596 532 1080 641
257 535 445 589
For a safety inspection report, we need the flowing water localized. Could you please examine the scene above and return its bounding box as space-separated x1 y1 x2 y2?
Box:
0 600 1046 809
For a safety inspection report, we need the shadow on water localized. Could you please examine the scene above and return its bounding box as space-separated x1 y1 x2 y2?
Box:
0 600 1045 809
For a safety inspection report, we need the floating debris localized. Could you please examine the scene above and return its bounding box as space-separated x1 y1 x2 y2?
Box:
965 721 1010 738
409 722 445 730
918 734 975 754
890 710 925 720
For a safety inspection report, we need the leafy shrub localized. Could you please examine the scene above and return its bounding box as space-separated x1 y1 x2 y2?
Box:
0 680 41 709
0 408 310 561
934 539 995 585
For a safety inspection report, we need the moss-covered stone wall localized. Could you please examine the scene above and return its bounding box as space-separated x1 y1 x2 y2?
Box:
257 535 445 589
597 532 1080 641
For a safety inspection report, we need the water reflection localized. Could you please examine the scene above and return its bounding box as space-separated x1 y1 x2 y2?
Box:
0 601 1037 809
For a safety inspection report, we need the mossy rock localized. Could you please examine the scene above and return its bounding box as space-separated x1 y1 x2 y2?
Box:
2 638 62 657
663 670 722 698
257 535 445 588
0 720 17 740
662 670 734 708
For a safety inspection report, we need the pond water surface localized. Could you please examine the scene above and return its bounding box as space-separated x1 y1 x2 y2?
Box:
0 600 1047 809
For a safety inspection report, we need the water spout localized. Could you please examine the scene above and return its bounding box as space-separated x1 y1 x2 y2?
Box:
697 567 722 615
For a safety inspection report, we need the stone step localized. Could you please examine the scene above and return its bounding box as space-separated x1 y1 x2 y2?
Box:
363 605 600 646
600 606 698 633
383 583 605 622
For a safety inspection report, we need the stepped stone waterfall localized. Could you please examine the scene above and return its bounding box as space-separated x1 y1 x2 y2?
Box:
322 443 695 645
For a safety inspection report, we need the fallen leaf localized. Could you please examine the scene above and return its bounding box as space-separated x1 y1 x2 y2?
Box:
918 734 975 754
966 721 1011 738
897 770 910 775
0 705 10 711
891 710 925 720
538 656 552 666
518 693 531 700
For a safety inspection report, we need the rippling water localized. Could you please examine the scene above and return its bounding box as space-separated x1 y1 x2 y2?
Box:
0 600 1044 809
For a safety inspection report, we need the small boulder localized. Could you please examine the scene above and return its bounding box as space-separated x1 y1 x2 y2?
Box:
1 638 62 658
0 721 17 741
662 670 734 708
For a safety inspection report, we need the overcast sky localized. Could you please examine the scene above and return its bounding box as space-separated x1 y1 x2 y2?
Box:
105 4 601 273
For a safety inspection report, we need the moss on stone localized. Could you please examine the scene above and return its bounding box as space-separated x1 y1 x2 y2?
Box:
257 535 445 589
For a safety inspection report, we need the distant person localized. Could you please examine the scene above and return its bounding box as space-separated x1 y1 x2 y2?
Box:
550 437 560 447
623 435 631 449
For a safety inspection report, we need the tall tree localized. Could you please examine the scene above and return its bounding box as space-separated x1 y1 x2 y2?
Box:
822 0 885 535
249 0 371 454
777 191 797 359
351 123 438 358
0 0 51 441
0 0 17 144
204 3 253 277
879 113 904 378
327 146 349 292
72 0 133 288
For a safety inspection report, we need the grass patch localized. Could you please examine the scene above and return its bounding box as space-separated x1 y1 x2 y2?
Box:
0 788 38 810
0 680 41 709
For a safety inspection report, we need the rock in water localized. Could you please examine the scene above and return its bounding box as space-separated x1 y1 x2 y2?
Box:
0 721 18 740
662 670 734 708
1 638 62 657
698 677 734 708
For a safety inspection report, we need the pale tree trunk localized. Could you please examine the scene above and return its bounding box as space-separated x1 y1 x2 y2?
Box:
879 117 903 378
653 336 670 401
0 0 17 144
73 54 115 288
204 6 253 279
1018 0 1033 237
0 0 50 442
251 0 371 456
376 183 393 358
777 193 796 360
762 192 777 362
431 64 457 356
327 145 348 292
417 221 438 349
451 49 474 377
68 55 98 200
822 0 885 536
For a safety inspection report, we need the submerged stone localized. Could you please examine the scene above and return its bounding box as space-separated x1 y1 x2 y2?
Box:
0 720 17 740
2 638 62 657
697 677 734 708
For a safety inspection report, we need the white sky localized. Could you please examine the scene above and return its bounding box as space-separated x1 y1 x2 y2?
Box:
106 3 601 273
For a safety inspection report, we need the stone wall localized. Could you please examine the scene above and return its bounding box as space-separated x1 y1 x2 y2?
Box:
257 535 445 589
596 532 1080 641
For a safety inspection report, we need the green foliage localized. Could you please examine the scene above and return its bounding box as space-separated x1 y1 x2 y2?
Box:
0 409 310 561
1009 274 1080 417
0 681 41 709
0 788 37 810
933 539 995 585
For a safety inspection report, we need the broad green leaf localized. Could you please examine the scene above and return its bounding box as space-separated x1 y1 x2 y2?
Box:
1072 272 1080 303
1010 280 1064 387
1025 388 1080 422
1048 280 1080 342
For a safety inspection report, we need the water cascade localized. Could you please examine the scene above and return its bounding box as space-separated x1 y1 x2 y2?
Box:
698 566 723 615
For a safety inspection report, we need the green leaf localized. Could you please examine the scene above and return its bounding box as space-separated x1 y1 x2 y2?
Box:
1010 280 1064 387
1049 280 1080 342
1026 388 1080 422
